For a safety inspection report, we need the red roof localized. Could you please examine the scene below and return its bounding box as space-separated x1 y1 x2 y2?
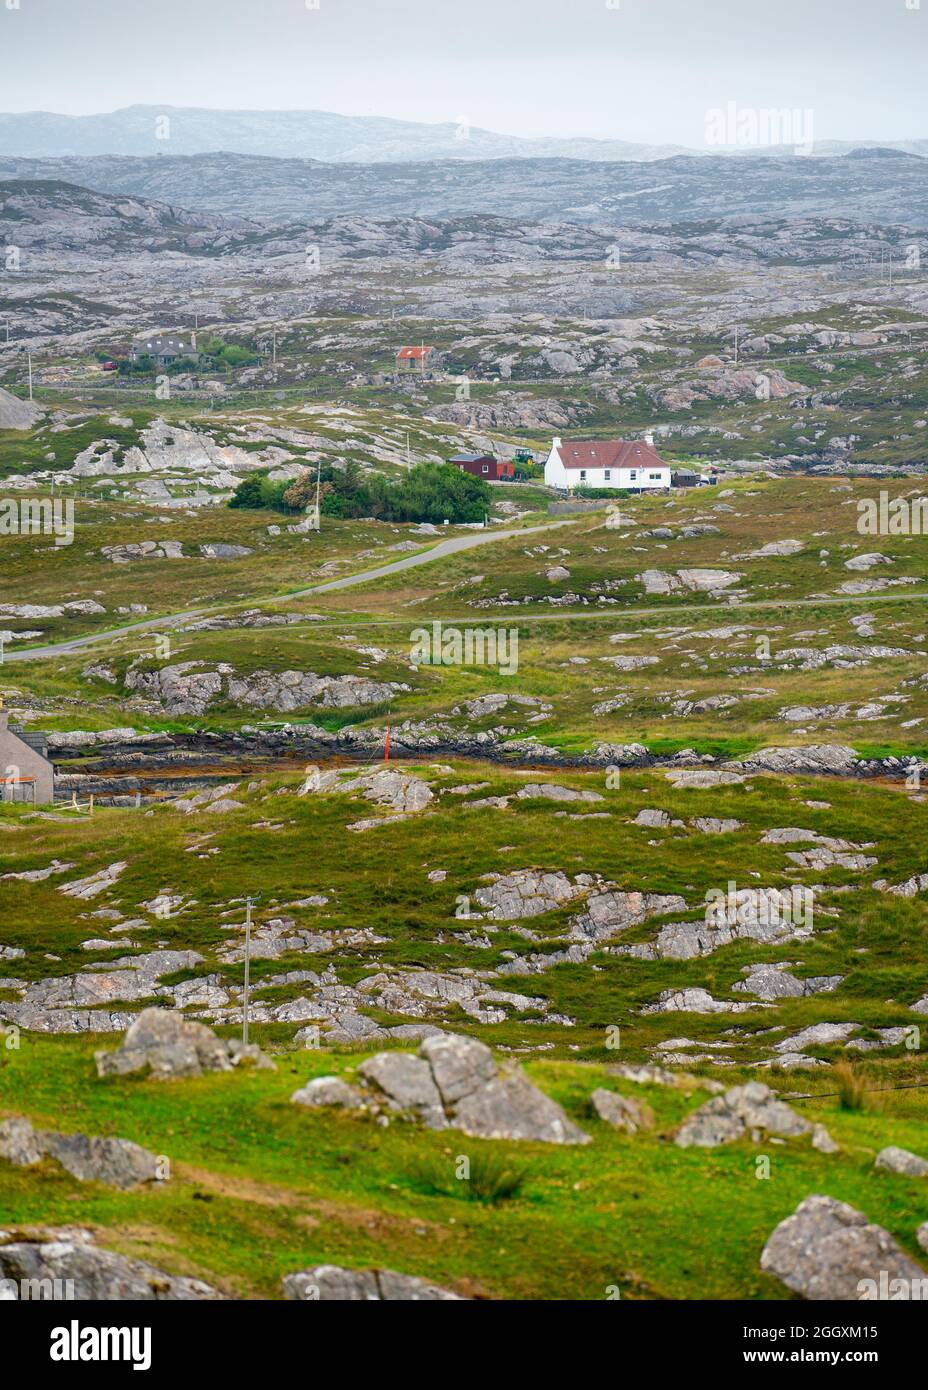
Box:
396 345 434 360
556 439 666 471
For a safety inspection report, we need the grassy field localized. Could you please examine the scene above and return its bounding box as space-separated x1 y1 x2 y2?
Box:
2 1033 926 1299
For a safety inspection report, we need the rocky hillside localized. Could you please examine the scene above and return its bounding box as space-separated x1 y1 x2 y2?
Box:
3 149 928 224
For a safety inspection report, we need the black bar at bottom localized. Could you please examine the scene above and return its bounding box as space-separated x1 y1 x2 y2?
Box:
10 1297 923 1377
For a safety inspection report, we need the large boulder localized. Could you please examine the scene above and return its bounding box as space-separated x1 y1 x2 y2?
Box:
0 1227 222 1300
0 1117 163 1190
875 1146 928 1177
452 1069 589 1145
290 1076 366 1110
294 1031 589 1145
590 1089 653 1134
282 1264 464 1301
675 1082 810 1148
0 1118 44 1166
95 1008 274 1079
761 1195 928 1300
357 1052 444 1125
41 1133 163 1190
419 1033 497 1105
340 769 434 814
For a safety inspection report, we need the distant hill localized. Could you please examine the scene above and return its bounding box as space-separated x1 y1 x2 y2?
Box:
0 178 249 253
0 106 925 164
0 106 693 163
2 148 928 227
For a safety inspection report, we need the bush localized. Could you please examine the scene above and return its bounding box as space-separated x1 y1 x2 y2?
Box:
229 461 493 525
228 471 299 512
572 485 632 499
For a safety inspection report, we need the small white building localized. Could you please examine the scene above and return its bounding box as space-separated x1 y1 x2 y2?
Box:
544 435 671 493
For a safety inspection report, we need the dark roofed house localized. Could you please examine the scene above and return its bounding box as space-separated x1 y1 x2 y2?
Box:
131 333 200 367
0 705 55 805
449 452 515 480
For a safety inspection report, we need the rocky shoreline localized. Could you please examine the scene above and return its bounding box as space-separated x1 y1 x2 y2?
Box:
46 725 927 801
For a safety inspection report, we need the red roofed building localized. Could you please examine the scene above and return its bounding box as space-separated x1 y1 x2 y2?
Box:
544 434 671 493
396 345 439 372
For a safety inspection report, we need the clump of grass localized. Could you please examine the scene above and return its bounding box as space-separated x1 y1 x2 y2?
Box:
833 1060 869 1112
408 1149 530 1204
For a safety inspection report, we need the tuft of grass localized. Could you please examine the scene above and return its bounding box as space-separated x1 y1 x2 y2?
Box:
833 1061 869 1113
408 1149 530 1204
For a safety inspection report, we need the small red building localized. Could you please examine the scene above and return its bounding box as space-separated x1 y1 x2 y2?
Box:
449 453 515 480
396 345 438 372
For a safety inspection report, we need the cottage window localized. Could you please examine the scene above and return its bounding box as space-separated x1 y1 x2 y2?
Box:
604 470 611 481
629 470 637 481
482 464 489 473
579 470 587 481
649 472 661 480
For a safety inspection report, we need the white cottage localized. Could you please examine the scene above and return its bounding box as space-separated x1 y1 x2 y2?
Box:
544 436 671 493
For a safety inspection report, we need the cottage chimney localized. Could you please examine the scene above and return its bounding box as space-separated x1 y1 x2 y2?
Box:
644 430 655 446
552 435 562 449
0 708 7 734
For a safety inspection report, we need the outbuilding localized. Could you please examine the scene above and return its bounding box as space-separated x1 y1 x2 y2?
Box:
449 453 515 480
0 705 55 805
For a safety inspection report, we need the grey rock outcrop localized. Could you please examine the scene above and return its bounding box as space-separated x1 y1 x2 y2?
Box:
283 1264 464 1300
330 1032 589 1144
590 1089 653 1134
0 386 43 430
290 1076 367 1109
736 745 859 775
874 1145 928 1177
95 1007 274 1079
761 1195 927 1300
0 1227 222 1300
675 1081 811 1148
516 783 604 804
125 661 408 716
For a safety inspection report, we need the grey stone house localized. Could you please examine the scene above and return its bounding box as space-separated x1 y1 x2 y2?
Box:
131 333 200 367
0 707 55 805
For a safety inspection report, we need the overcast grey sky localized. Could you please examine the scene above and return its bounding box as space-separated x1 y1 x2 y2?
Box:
1 0 925 145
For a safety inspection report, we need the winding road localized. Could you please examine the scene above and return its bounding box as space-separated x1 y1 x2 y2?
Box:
1 517 578 664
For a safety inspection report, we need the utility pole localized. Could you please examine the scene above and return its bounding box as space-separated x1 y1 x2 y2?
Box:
272 326 277 366
734 327 739 365
406 432 410 465
310 455 322 532
242 895 260 1045
27 351 33 401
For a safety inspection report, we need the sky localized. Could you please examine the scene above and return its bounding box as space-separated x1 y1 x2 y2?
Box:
0 0 925 147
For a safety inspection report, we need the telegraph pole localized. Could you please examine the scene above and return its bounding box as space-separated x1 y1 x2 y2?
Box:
27 351 33 400
242 895 260 1044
